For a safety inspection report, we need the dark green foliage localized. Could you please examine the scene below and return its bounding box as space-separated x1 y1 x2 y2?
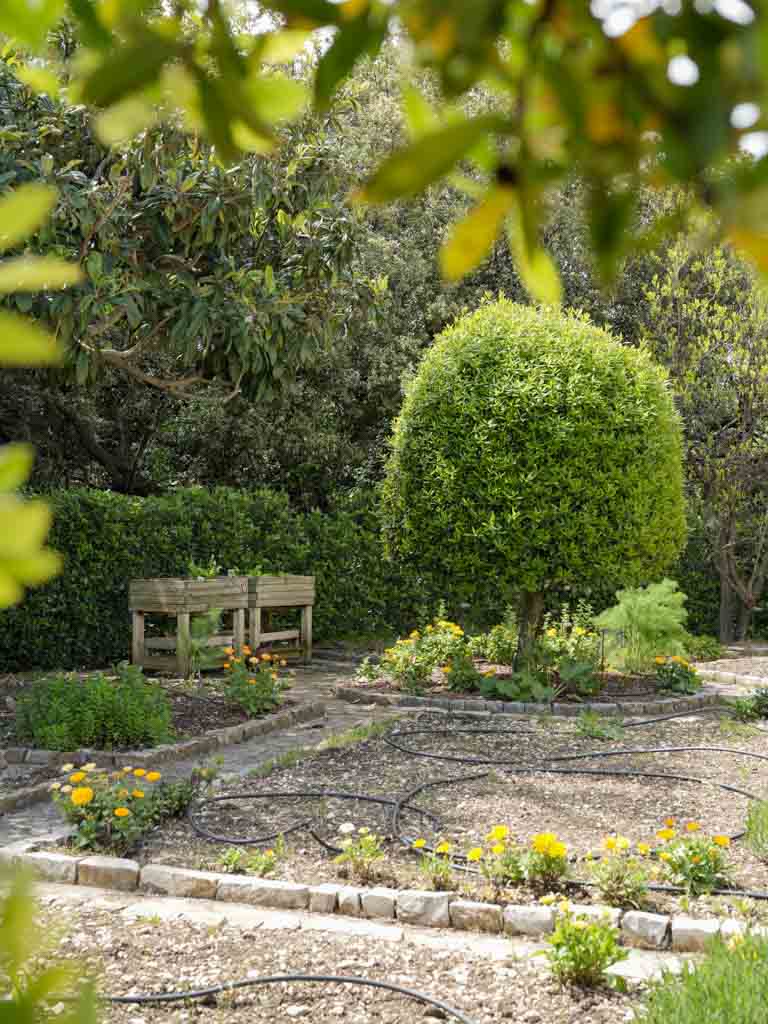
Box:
636 934 768 1024
382 300 686 606
683 633 724 662
15 663 173 750
0 487 457 672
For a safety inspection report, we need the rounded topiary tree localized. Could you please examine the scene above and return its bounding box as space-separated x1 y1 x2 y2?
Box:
381 299 686 639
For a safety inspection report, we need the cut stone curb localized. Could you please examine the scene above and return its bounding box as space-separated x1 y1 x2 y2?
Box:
1 845 750 954
0 700 326 814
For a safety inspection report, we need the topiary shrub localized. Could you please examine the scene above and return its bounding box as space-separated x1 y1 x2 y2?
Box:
381 299 686 640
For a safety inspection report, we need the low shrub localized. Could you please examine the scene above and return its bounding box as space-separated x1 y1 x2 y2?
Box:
654 655 700 694
15 662 173 751
656 820 732 895
415 839 454 890
221 646 288 716
468 609 518 665
596 579 689 674
470 825 524 890
379 613 468 694
334 825 385 882
731 687 768 722
683 633 724 662
217 836 286 877
543 901 628 987
576 712 624 742
636 932 768 1023
51 762 201 855
525 832 570 890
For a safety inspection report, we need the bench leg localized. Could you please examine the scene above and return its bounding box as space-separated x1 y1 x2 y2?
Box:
131 611 145 666
249 606 262 649
176 612 190 677
233 608 246 651
301 605 312 664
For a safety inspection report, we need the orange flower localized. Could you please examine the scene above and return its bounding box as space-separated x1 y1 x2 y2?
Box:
664 818 676 828
261 653 272 661
114 807 130 818
223 661 231 669
223 646 234 656
242 645 252 656
145 771 161 782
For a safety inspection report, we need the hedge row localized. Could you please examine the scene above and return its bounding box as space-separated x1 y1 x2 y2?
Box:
0 487 444 672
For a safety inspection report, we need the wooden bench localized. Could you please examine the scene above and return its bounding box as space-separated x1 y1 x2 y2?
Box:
129 575 315 675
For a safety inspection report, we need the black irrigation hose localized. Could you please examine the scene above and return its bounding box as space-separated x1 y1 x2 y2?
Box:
105 972 479 1023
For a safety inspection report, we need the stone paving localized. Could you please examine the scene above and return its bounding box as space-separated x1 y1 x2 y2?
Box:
0 661 400 846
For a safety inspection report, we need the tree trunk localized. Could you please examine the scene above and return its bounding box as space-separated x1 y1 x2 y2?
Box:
737 601 753 642
719 575 736 644
517 589 545 660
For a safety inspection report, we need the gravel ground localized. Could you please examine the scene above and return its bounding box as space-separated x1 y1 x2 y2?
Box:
122 710 768 918
39 896 639 1024
701 657 768 678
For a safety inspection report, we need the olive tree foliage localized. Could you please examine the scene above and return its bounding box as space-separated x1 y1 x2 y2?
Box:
640 239 768 642
381 300 686 641
4 0 766 302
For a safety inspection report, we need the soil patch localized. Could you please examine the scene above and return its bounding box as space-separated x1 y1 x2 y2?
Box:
133 710 768 922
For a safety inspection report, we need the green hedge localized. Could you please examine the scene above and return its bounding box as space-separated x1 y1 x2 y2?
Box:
0 487 439 672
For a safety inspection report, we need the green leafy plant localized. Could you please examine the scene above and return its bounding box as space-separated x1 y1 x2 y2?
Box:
525 833 570 890
182 608 223 682
586 838 650 909
469 825 524 891
415 841 455 891
596 579 689 675
576 712 624 742
683 633 725 662
334 826 385 883
468 609 519 665
654 655 700 694
188 555 221 578
217 836 285 877
15 662 174 751
380 613 468 693
732 688 768 723
656 822 732 896
636 932 768 1024
543 902 628 988
443 652 485 693
222 647 288 717
746 800 768 863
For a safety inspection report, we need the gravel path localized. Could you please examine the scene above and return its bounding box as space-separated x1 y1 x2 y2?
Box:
36 882 682 1024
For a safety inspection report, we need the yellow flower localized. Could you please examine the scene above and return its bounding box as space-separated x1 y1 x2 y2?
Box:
603 836 617 852
685 822 701 832
118 789 129 798
114 807 130 818
69 772 86 784
546 628 557 637
656 828 675 842
223 661 231 669
664 817 676 828
713 835 730 847
133 769 146 777
549 841 567 858
266 849 274 857
410 630 421 639
132 790 145 799
616 835 631 851
539 894 557 906
261 653 272 661
532 832 558 854
249 656 258 665
248 677 257 685
413 838 426 849
61 763 75 773
442 665 452 674
71 787 94 807
223 646 235 656
491 843 505 855
558 899 571 913
280 659 287 667
659 851 671 862
483 670 495 677
146 771 161 782
242 645 252 655
467 847 483 862
654 656 666 664
271 671 278 680
435 841 451 855
691 855 701 864
82 763 97 772
671 655 682 663
574 626 586 636
487 825 509 843
637 842 650 856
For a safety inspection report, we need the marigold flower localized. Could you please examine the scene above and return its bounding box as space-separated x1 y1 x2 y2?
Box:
114 807 130 818
71 786 94 807
442 665 452 674
654 656 666 665
656 828 675 842
467 847 483 862
223 646 235 656
487 825 509 843
266 849 274 857
491 843 505 855
413 838 426 849
659 851 671 862
223 662 231 669
603 836 617 852
549 841 567 858
133 769 146 777
685 822 701 832
132 790 145 799
242 645 252 655
410 630 421 639
637 842 650 856
69 772 86 783
546 628 557 637
249 656 258 665
573 626 586 636
146 771 161 782
261 653 272 661
691 855 701 864
435 841 451 855
713 835 730 847
664 817 676 827
118 789 129 798
531 832 557 854
271 671 278 680
616 835 631 851
539 894 557 906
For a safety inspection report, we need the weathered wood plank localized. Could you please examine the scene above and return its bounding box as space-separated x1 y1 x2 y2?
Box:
176 612 190 676
301 604 312 664
131 611 145 664
260 629 300 643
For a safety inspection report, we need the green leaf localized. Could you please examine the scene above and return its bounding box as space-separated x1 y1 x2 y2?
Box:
0 310 62 365
0 444 34 493
440 186 515 280
80 33 181 107
506 201 563 306
95 96 158 145
0 256 82 294
0 871 37 981
0 497 52 558
0 0 65 48
15 65 60 98
261 0 343 26
315 16 386 110
360 116 504 202
246 75 309 124
402 84 439 141
3 550 63 586
259 29 313 64
0 184 57 254
67 0 113 49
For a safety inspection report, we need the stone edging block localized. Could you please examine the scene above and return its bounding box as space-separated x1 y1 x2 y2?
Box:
334 685 723 719
0 700 326 814
2 845 748 954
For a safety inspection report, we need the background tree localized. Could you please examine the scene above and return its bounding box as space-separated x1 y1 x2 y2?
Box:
641 239 768 642
381 300 686 644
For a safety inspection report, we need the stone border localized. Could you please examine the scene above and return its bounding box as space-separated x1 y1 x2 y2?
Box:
0 700 325 814
334 684 724 718
1 841 752 954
